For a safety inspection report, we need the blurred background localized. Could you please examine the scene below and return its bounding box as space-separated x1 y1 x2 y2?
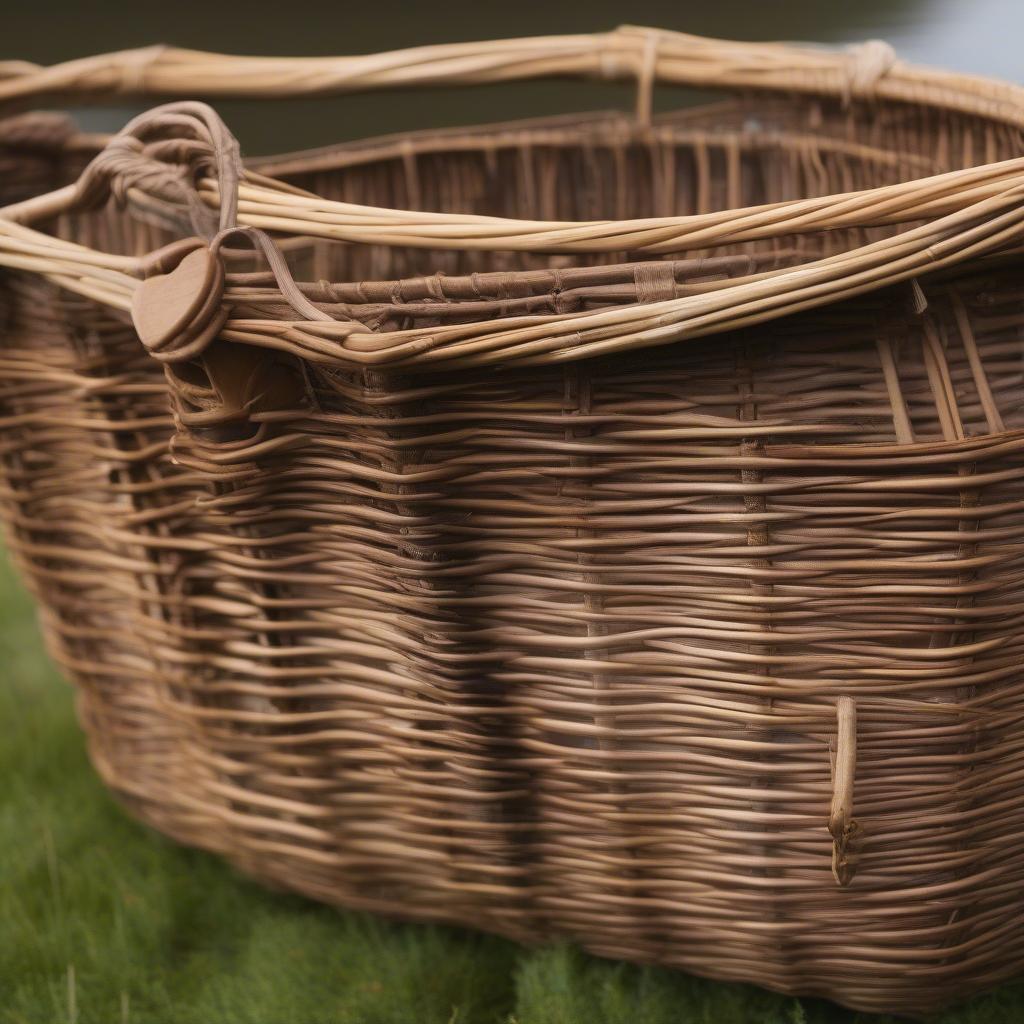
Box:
5 0 1022 154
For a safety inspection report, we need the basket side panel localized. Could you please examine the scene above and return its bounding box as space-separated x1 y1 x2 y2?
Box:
0 271 229 853
151 263 1024 1014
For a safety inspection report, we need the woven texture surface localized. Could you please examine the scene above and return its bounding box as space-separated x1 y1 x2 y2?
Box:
3 30 1024 1016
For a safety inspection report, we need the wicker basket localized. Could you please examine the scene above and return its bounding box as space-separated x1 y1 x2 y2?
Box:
2 27 1024 1015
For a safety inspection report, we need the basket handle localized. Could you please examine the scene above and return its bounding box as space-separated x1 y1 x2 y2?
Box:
0 29 892 105
2 26 1023 128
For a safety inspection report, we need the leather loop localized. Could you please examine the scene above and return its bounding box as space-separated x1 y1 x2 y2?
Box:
211 226 336 323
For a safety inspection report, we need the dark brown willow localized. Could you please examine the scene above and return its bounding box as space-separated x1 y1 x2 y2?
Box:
2 27 1024 1016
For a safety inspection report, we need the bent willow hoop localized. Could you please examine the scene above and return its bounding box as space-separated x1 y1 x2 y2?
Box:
2 26 1024 1016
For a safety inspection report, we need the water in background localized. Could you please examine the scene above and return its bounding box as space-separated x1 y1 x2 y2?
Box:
4 0 1022 155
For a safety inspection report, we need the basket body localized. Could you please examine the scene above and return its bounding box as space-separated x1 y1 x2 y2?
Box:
3 52 1024 1016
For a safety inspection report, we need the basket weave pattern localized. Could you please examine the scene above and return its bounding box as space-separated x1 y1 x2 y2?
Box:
2 28 1024 1015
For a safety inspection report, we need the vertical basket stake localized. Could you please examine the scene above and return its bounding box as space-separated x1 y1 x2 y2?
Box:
635 30 660 127
829 696 860 886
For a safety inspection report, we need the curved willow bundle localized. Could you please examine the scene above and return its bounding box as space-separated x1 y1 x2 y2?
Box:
2 26 1024 1016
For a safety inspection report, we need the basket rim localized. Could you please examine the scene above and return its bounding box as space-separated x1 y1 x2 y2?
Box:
2 26 1024 371
248 103 940 179
4 146 1024 372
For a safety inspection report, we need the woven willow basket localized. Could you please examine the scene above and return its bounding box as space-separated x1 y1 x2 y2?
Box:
3 26 1024 1015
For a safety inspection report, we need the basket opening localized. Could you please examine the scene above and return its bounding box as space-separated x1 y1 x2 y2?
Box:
248 93 1024 295
47 92 1024 335
38 92 1024 445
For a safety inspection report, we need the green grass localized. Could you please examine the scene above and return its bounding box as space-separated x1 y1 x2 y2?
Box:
2 551 1023 1024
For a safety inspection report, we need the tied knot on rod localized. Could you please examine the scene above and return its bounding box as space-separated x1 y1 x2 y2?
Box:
74 100 242 239
114 44 170 95
842 39 897 106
